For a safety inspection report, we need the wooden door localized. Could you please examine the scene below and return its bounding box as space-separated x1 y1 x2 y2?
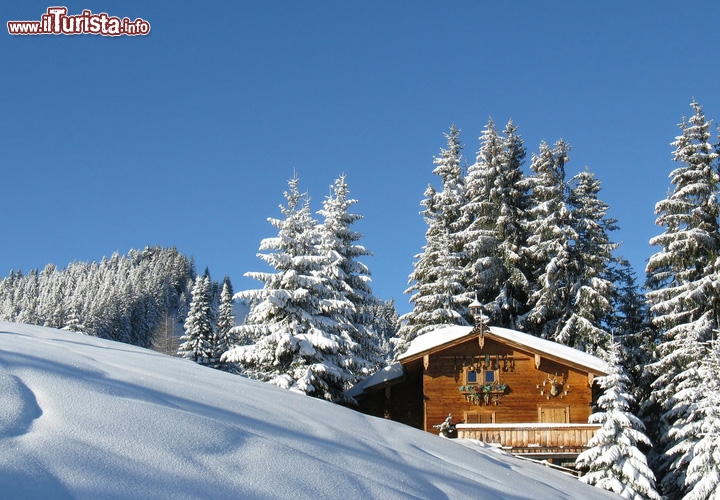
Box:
538 406 568 423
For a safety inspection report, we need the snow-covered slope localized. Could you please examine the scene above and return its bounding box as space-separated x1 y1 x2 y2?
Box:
0 322 618 499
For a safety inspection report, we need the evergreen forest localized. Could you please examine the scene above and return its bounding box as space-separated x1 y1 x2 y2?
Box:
2 100 719 500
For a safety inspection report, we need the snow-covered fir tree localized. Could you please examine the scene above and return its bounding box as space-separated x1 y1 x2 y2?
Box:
605 258 653 340
494 120 531 326
462 118 508 312
469 118 530 329
42 263 67 330
555 168 617 355
519 148 617 354
644 100 720 499
576 342 661 500
62 304 84 333
605 257 656 406
178 274 216 365
317 174 385 379
659 337 708 499
214 276 236 368
683 339 720 500
224 176 358 403
15 268 39 325
521 139 575 339
368 299 400 364
395 126 469 356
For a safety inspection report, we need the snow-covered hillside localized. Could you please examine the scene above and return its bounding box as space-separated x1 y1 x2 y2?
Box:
0 322 617 499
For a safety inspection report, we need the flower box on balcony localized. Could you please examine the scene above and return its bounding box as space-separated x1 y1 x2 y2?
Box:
459 383 507 405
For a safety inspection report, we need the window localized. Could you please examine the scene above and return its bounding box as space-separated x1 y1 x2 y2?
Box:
466 367 498 385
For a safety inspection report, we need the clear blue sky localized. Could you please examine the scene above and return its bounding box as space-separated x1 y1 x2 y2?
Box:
3 1 719 314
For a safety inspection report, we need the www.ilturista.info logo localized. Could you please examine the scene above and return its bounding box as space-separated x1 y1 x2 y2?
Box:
8 7 150 36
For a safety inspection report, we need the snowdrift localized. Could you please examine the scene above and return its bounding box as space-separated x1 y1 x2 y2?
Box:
0 322 617 499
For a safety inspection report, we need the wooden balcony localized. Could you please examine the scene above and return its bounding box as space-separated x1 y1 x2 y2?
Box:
456 422 601 465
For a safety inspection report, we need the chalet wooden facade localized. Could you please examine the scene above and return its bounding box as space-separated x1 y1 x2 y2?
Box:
349 324 609 467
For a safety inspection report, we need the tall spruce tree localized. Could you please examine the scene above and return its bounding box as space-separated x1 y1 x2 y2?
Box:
368 299 399 364
178 274 216 365
483 119 530 328
223 176 358 403
521 139 574 339
520 145 616 353
214 276 236 368
395 126 468 356
683 340 720 500
605 258 653 339
557 168 617 355
15 269 39 325
645 100 720 499
454 118 534 329
462 118 507 314
660 338 710 500
424 118 532 330
605 257 656 406
576 342 661 500
317 175 383 380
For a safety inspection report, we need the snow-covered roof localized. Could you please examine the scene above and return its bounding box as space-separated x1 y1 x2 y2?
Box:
399 324 472 360
345 362 404 398
398 324 609 375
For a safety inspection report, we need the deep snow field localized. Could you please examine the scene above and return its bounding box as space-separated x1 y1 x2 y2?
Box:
0 322 618 499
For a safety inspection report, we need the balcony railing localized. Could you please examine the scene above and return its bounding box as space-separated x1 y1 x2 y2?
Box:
456 423 601 451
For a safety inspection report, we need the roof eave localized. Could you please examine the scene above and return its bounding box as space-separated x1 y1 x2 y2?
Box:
398 328 609 377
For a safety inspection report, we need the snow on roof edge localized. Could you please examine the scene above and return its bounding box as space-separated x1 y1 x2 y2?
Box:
398 325 472 361
345 362 404 398
398 325 609 375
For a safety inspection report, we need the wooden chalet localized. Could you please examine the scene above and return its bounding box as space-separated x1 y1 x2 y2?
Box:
349 319 609 468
